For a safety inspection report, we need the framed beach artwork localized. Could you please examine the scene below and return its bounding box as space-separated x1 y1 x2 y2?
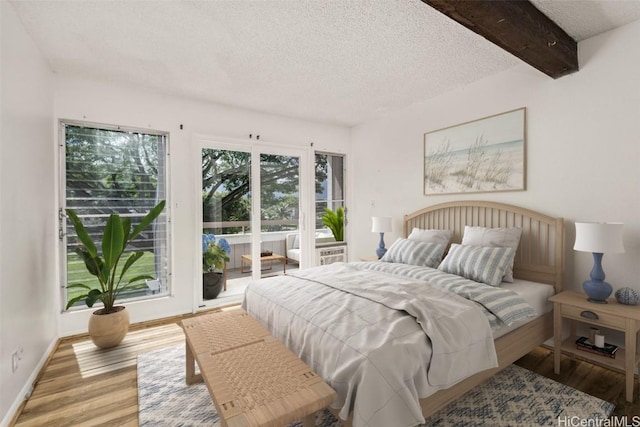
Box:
424 108 526 195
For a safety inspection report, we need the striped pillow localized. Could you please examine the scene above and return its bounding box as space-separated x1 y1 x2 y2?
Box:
438 244 516 287
381 238 445 268
461 226 522 282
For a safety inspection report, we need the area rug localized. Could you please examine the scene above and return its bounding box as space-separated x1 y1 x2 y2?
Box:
137 344 615 426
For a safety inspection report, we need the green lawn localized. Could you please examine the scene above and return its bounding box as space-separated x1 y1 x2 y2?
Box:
66 251 157 307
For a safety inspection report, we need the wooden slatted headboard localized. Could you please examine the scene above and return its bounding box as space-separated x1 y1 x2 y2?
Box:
404 201 564 292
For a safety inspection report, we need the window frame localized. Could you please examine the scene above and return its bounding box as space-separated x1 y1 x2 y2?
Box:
58 119 172 312
314 151 346 238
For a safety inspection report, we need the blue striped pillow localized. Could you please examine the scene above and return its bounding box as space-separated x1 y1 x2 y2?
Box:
381 238 445 268
437 244 516 287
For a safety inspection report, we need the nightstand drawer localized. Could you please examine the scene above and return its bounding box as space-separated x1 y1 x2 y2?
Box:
561 304 626 329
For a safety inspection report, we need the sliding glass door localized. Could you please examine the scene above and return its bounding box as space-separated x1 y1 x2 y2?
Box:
199 139 308 307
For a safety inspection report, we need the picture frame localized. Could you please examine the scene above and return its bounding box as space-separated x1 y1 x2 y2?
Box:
424 108 526 195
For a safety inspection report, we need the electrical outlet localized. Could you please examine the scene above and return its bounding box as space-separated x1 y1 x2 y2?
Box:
11 347 23 373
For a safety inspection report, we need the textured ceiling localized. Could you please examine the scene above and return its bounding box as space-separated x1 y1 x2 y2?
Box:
9 0 640 127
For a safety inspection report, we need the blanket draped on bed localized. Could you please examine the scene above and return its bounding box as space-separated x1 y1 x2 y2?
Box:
244 262 527 427
291 263 498 387
356 261 537 328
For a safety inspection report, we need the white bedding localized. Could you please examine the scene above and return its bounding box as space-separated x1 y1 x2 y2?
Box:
493 279 555 338
502 278 555 316
242 262 537 427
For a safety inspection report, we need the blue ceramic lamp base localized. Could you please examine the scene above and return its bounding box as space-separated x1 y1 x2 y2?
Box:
583 280 613 304
376 232 387 259
583 252 613 304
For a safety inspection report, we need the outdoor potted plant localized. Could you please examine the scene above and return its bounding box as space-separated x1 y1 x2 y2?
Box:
65 200 166 349
202 234 231 299
322 206 344 241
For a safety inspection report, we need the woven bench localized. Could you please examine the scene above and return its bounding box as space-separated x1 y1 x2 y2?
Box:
181 309 336 427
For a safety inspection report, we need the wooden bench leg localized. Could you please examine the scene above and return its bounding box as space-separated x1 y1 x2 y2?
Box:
185 342 202 385
302 413 315 427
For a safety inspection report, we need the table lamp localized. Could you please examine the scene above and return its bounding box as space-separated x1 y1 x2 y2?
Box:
372 217 392 259
573 222 625 303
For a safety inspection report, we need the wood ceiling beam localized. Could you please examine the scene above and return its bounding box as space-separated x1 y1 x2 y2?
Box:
421 0 578 79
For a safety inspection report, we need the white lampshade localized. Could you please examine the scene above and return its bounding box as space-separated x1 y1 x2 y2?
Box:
574 222 625 253
371 217 392 233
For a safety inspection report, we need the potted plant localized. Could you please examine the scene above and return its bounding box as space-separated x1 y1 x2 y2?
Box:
65 200 166 349
322 206 344 241
202 234 231 299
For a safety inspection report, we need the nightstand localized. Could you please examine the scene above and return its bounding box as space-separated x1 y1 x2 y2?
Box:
360 256 379 261
549 290 640 402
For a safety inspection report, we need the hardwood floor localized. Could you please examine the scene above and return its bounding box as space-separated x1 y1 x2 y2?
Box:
10 312 217 427
11 314 640 426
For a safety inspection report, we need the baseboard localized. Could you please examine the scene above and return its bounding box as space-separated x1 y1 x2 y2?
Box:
1 337 59 427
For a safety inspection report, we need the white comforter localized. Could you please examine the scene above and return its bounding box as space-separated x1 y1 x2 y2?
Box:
242 263 499 427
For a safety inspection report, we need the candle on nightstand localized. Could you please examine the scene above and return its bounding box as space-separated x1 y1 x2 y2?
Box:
594 333 605 348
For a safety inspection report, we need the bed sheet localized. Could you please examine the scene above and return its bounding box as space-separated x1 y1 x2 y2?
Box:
492 279 555 338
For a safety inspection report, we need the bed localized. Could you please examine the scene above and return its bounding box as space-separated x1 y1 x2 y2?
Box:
243 201 564 427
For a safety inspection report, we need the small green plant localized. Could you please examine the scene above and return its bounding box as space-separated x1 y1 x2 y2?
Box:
65 201 166 313
322 206 344 241
202 234 231 272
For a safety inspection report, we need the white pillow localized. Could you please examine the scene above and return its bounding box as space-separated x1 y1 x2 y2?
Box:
461 226 522 282
292 234 300 249
381 238 446 268
407 228 452 246
438 244 516 287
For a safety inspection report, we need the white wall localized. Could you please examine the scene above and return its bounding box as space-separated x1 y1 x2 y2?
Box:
0 2 58 425
350 20 640 296
54 76 351 336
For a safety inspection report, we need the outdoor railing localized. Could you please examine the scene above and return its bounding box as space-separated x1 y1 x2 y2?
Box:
202 219 299 234
202 220 335 270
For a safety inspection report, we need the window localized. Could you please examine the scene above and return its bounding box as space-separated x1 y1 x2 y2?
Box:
315 152 345 233
260 153 300 233
202 148 252 235
60 121 170 309
201 149 300 235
